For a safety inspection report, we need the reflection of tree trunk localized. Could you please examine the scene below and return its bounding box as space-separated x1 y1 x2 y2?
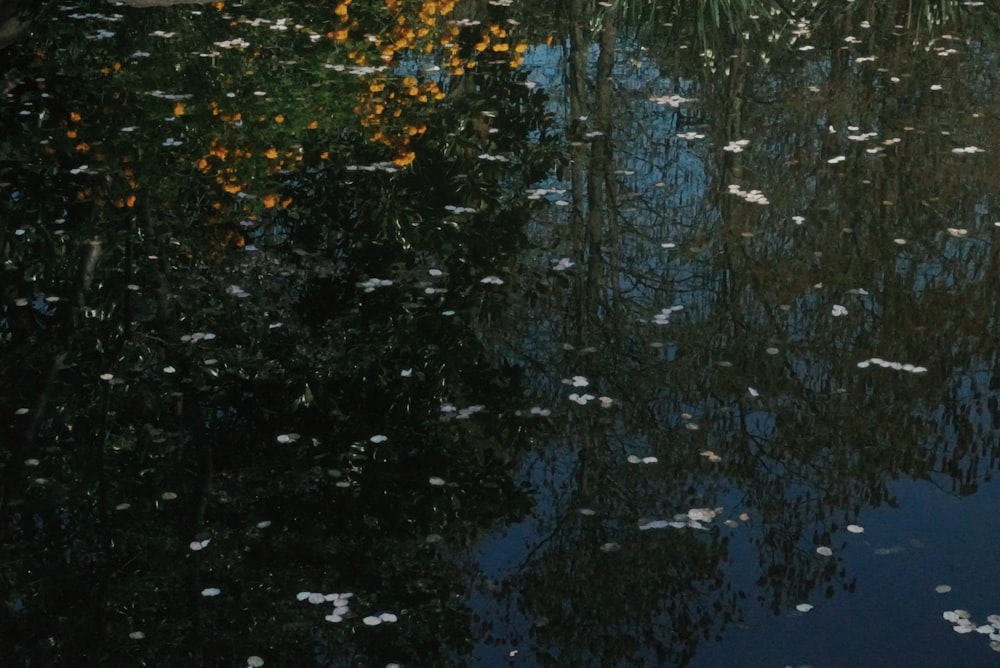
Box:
568 2 618 331
568 0 588 266
140 197 175 327
717 46 747 316
722 49 745 185
185 390 212 531
450 0 488 101
588 14 616 314
0 238 102 541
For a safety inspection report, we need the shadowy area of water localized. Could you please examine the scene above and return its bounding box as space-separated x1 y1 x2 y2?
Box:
2 1 1000 666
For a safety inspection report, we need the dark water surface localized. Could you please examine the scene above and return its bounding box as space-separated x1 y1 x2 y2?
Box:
2 1 1000 666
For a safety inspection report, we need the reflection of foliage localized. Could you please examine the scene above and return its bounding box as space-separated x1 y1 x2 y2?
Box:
1 1 551 666
333 0 529 166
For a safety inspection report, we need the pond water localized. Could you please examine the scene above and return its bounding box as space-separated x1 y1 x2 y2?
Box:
3 1 1000 666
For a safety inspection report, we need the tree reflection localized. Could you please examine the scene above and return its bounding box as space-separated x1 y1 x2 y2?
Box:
470 1 1000 665
1 1 546 665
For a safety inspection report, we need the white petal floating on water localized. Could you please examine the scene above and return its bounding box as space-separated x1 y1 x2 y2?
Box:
722 139 750 153
480 275 504 285
308 593 325 604
362 616 382 626
379 613 398 623
247 657 264 667
189 539 210 551
828 155 846 164
944 611 960 623
357 278 393 292
639 520 671 530
688 508 717 522
816 546 833 556
370 434 388 443
325 613 343 623
599 542 621 552
831 304 848 317
935 585 952 593
201 587 221 597
276 433 300 444
846 524 864 533
161 492 177 500
748 387 759 397
428 477 446 486
641 456 658 464
796 603 814 613
649 94 694 107
627 455 641 464
296 592 311 601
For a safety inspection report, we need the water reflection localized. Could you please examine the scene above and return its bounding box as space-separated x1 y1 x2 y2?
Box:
470 2 1000 665
3 1 1000 666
